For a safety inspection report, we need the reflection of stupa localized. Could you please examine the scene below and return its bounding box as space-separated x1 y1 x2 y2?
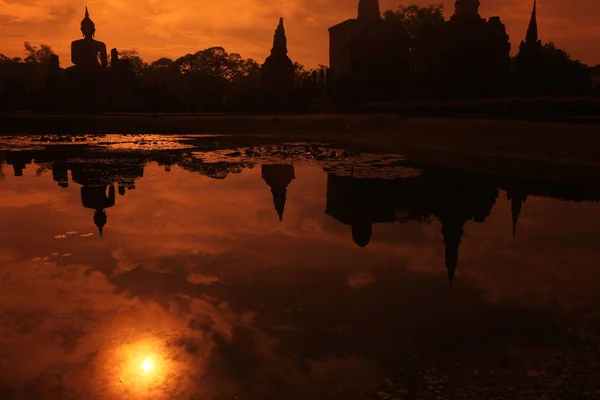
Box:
325 173 397 247
261 164 296 221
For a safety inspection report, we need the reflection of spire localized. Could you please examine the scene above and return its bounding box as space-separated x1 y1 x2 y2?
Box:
508 191 528 239
525 0 538 44
261 165 296 222
273 189 286 221
441 218 464 289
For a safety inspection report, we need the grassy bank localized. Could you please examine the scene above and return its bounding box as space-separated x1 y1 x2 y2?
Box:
359 97 600 117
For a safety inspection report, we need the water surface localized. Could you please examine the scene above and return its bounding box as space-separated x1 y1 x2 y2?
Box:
1 136 600 399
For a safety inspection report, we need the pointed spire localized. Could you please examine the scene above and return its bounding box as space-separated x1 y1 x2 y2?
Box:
358 0 381 21
85 6 89 18
525 0 538 44
271 17 288 56
98 226 103 238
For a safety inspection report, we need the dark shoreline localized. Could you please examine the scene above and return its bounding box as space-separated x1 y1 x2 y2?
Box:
2 113 600 188
2 112 600 134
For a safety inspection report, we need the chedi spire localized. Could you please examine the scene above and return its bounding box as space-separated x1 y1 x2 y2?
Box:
525 0 538 44
271 17 288 56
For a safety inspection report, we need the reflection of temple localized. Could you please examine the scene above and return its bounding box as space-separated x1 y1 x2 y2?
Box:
324 171 498 285
261 165 296 221
328 0 410 101
325 174 397 247
429 179 498 286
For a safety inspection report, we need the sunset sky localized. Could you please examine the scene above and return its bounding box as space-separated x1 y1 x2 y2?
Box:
0 0 598 68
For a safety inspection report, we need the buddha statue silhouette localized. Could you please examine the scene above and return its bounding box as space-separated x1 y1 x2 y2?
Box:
71 7 108 69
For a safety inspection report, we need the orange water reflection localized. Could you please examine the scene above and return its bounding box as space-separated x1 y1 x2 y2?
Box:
1 158 600 398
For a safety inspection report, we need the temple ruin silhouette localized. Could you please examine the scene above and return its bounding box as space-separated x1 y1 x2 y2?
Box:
262 18 295 93
324 170 499 286
328 0 410 103
1 0 593 112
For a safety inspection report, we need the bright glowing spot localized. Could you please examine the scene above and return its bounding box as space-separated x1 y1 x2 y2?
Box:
141 359 153 373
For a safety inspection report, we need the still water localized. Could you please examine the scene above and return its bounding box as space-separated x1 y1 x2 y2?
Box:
1 136 600 399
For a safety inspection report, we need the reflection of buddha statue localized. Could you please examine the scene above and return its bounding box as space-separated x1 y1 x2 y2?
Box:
71 7 108 70
81 184 115 237
351 221 373 248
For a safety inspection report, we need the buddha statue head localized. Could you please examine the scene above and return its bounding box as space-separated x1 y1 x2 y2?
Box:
81 7 96 38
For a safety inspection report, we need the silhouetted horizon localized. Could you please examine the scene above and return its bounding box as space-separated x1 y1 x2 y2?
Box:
1 0 597 114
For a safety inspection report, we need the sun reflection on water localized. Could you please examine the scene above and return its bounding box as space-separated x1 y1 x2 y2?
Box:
141 358 153 373
110 338 171 396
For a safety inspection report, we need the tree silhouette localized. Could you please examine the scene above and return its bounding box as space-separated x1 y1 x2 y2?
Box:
539 42 591 95
116 49 146 77
383 3 445 97
23 42 56 65
383 3 445 40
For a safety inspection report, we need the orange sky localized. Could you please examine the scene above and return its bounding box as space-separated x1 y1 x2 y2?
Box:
0 0 598 68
